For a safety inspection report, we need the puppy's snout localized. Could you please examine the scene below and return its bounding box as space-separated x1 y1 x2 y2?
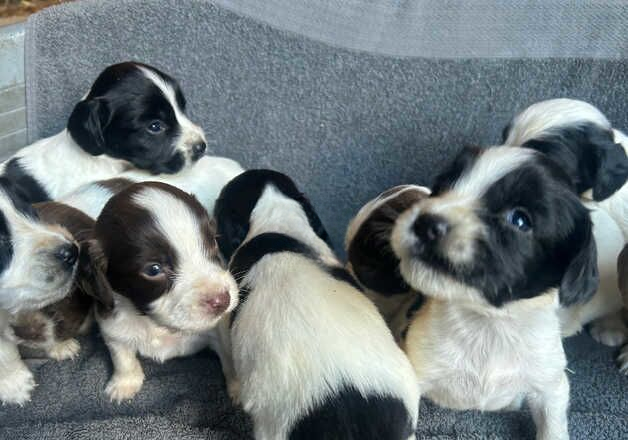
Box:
55 243 79 268
201 290 231 314
191 142 207 160
413 214 449 245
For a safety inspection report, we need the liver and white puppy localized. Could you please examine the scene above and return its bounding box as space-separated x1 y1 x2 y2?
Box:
0 180 79 405
391 146 598 440
92 182 238 402
502 98 628 346
345 185 430 341
10 202 113 362
1 61 206 203
214 170 419 440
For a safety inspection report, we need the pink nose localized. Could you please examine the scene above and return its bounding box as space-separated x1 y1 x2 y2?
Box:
202 291 231 314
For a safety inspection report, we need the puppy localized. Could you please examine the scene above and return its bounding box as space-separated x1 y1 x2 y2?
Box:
1 61 206 203
617 246 628 372
0 179 79 405
10 202 113 362
391 146 598 440
502 98 628 345
92 182 238 402
345 185 430 341
214 170 419 440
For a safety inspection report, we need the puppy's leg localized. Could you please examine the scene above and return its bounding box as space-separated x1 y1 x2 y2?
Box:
528 373 570 440
104 339 144 403
0 333 36 405
46 338 81 361
589 311 628 347
209 319 240 404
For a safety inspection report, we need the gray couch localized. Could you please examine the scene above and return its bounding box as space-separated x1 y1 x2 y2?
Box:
2 0 628 438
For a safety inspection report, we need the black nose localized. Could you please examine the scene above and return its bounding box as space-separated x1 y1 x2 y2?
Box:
191 142 207 160
55 243 79 268
413 214 449 244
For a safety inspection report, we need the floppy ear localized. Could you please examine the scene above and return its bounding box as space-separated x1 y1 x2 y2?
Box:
67 98 111 156
215 204 249 261
592 136 628 200
77 239 114 316
559 216 599 306
297 195 332 247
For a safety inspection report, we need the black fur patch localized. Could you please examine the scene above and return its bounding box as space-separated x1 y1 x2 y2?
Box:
521 122 628 200
215 169 331 260
2 158 49 203
288 386 413 440
326 266 363 292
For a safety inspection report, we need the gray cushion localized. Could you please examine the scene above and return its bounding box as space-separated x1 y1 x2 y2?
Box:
12 0 628 439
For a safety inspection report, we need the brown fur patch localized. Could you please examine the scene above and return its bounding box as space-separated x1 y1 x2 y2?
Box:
96 178 134 194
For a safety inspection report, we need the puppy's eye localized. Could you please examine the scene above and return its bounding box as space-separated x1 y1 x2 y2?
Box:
506 208 532 232
147 120 165 134
142 263 164 278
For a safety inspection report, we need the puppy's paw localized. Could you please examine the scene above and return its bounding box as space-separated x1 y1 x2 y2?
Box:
227 378 241 405
589 317 628 347
0 365 36 405
618 346 628 374
105 371 144 403
47 338 80 361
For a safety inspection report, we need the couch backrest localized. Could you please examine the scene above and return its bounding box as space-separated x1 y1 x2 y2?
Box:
25 0 628 248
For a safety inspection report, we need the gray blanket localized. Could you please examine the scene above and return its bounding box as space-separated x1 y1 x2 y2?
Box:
3 0 628 438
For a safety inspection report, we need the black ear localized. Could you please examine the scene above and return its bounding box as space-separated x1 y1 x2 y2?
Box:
77 239 114 316
215 204 249 261
432 145 482 194
592 137 628 200
67 98 111 156
297 195 332 247
559 216 599 306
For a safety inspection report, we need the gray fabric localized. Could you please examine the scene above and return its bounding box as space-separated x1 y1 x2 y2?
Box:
12 0 628 438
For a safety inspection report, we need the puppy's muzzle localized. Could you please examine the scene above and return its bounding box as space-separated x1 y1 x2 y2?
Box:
190 142 207 161
54 242 79 270
200 289 231 315
411 213 449 256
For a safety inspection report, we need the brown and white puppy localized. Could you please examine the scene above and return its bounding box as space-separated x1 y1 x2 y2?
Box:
0 180 79 405
10 202 113 362
345 185 430 341
390 145 598 440
92 182 238 402
502 98 628 346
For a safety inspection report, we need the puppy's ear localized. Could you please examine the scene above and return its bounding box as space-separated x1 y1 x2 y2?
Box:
77 239 114 316
215 204 249 261
67 98 111 156
297 195 332 247
559 214 599 306
591 135 628 200
432 146 482 194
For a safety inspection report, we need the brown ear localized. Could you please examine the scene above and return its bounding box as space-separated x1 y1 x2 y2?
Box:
77 239 114 316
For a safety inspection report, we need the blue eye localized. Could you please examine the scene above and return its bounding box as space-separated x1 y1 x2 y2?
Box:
507 208 532 232
142 263 163 277
147 120 164 133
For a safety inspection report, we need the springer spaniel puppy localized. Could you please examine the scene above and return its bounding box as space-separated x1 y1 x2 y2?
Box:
0 180 79 405
345 185 430 341
91 182 238 402
214 170 419 440
1 61 206 203
502 98 628 346
390 146 598 440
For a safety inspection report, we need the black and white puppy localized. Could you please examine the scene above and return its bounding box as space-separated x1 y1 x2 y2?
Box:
391 146 598 440
92 182 238 402
1 61 206 203
345 185 430 341
214 170 419 440
0 180 79 405
503 98 628 346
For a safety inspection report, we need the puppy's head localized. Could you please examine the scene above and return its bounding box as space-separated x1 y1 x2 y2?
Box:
0 179 79 313
345 185 430 295
68 61 207 174
392 146 598 308
94 182 237 331
214 169 330 260
502 98 628 201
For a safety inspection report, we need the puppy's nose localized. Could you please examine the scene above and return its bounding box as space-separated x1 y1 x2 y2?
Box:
55 243 79 268
413 214 449 243
202 290 231 314
191 142 207 160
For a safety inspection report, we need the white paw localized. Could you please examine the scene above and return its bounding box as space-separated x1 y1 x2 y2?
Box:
227 378 241 405
0 365 36 406
105 371 144 403
589 320 628 347
47 338 80 361
618 346 628 375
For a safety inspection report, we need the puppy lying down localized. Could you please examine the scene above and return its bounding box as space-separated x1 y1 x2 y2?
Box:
214 170 419 440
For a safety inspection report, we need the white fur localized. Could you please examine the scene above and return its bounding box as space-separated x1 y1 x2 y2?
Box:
0 310 36 405
224 185 419 439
